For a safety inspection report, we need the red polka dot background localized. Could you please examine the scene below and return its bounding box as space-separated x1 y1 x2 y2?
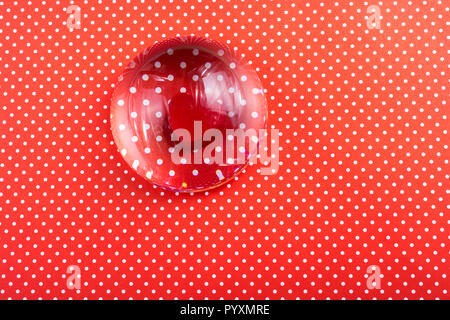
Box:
0 0 448 300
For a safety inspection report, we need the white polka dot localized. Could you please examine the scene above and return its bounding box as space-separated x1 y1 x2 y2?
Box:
216 170 225 180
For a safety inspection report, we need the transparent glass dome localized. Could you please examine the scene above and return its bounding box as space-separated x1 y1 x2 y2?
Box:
110 36 267 192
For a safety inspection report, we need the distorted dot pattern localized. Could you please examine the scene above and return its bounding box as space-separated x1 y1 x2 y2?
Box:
111 36 267 192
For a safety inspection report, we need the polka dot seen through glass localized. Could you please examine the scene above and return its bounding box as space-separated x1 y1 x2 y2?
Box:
111 36 267 192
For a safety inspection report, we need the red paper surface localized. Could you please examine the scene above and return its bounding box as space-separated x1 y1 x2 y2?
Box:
0 0 448 300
